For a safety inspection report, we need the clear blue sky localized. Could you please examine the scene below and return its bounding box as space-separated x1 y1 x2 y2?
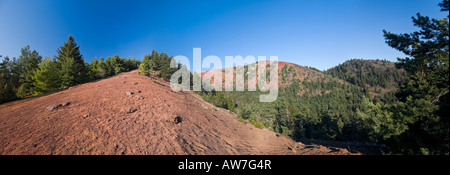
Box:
0 0 447 71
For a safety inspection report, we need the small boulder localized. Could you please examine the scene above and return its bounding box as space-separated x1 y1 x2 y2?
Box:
63 102 71 107
46 104 62 111
174 116 182 124
126 91 134 95
132 82 138 85
128 108 137 114
82 114 90 119
136 96 144 100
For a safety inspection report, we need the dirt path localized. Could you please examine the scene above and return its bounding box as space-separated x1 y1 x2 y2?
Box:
0 70 359 155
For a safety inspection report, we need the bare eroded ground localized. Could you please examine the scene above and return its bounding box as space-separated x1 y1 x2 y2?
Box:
0 70 360 155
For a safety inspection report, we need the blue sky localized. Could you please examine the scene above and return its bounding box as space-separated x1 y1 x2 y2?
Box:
0 0 447 71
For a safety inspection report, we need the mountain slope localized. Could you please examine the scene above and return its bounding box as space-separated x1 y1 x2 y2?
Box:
0 70 361 155
197 60 402 144
325 59 407 100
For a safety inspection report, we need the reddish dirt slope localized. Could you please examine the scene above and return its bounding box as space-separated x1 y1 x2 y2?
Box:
0 70 359 155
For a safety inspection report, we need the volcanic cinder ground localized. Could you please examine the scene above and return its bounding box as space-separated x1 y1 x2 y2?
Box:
0 70 359 155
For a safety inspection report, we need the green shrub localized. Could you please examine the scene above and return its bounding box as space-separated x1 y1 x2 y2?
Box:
237 117 245 123
251 119 265 129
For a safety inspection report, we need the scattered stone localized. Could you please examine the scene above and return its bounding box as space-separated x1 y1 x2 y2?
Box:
63 102 71 107
128 108 137 114
126 91 134 95
288 146 297 153
122 81 126 83
82 114 90 119
174 116 182 124
46 104 62 111
136 96 145 100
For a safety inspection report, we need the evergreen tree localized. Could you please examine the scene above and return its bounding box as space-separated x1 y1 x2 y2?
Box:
139 54 151 75
382 0 449 154
0 56 17 103
56 35 88 87
88 57 99 80
111 54 125 75
148 50 160 71
138 50 180 79
32 57 62 94
97 57 107 78
16 45 42 97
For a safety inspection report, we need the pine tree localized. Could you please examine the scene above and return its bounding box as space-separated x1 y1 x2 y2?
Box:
32 57 62 95
139 54 151 75
148 50 160 71
0 56 17 103
56 35 88 87
15 45 42 97
382 0 449 154
111 54 125 75
97 57 107 78
88 57 99 80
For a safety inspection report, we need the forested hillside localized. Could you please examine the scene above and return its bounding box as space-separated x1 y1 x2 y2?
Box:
325 59 407 103
197 0 449 155
198 54 447 154
198 62 373 142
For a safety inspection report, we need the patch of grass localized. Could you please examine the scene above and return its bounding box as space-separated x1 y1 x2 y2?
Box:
237 116 245 123
250 119 265 129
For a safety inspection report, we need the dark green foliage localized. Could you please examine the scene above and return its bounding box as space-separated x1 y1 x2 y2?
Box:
0 56 17 103
196 90 236 113
103 55 140 77
380 0 449 154
32 57 62 95
56 35 88 87
0 46 43 100
16 46 42 97
88 57 100 80
325 59 407 103
138 50 181 80
90 55 140 79
357 97 406 142
97 57 107 78
139 54 151 76
148 50 160 71
326 59 405 88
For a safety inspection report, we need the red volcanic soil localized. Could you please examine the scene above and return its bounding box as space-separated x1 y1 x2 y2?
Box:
0 70 361 155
